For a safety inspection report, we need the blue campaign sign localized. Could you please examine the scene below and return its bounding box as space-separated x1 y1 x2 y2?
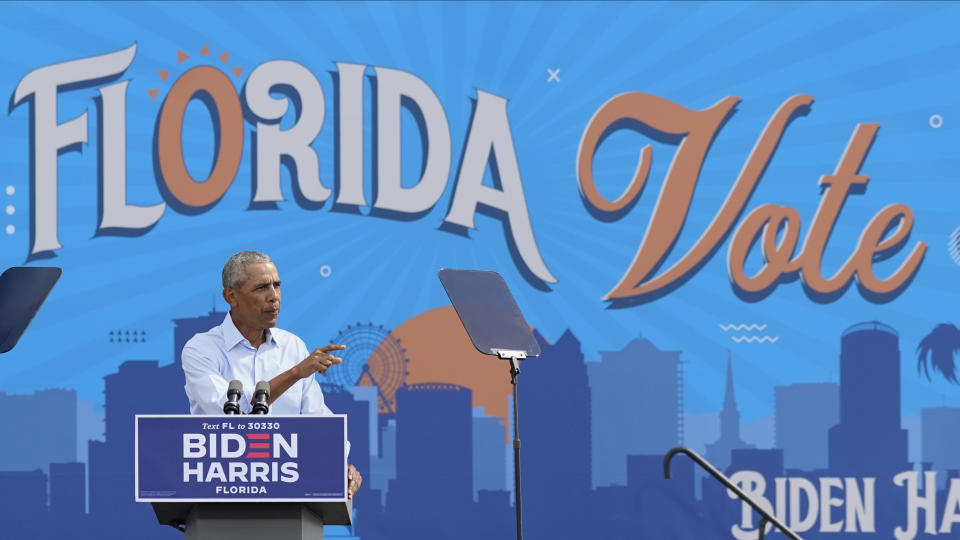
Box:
135 415 347 502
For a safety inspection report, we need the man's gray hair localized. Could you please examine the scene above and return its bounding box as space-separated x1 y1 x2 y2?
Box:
222 251 273 289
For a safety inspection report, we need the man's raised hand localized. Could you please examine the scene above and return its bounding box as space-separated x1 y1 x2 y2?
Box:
294 344 345 378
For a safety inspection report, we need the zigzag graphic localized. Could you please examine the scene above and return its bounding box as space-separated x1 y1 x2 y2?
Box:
719 323 767 332
730 335 780 343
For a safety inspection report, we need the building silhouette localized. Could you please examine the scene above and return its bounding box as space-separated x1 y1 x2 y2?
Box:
86 308 228 539
472 406 508 499
88 359 187 536
0 389 76 472
170 309 228 411
588 337 682 487
521 329 593 540
173 309 226 365
818 322 908 539
705 352 754 472
50 462 85 516
321 384 372 489
828 321 908 475
627 453 701 538
12 309 960 540
0 470 47 536
775 383 838 471
730 448 783 479
370 416 397 502
386 382 474 538
319 383 376 536
350 385 380 460
473 489 514 540
922 407 960 489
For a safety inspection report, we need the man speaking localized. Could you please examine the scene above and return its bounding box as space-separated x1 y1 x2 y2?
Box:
182 250 362 498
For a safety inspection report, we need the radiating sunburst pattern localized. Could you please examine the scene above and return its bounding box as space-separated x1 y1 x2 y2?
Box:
0 1 957 435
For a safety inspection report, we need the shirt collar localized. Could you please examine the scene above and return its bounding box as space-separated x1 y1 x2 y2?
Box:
221 312 276 350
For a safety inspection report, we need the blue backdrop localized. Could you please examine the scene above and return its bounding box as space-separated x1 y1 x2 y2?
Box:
0 2 959 539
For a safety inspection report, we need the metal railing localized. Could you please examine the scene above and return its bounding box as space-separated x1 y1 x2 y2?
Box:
663 446 802 540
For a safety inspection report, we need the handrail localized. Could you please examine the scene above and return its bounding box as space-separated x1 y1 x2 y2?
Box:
663 446 803 540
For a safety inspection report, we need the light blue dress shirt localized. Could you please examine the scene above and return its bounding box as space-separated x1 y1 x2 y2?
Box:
182 313 336 417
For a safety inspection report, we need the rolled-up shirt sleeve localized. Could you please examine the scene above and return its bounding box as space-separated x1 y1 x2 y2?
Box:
183 339 252 415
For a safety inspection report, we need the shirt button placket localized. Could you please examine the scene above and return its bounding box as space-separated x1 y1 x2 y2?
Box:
251 343 260 387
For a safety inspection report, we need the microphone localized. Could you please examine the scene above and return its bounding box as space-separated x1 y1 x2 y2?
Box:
251 381 270 415
223 380 243 415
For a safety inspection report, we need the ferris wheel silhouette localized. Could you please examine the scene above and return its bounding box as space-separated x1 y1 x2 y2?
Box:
319 322 409 414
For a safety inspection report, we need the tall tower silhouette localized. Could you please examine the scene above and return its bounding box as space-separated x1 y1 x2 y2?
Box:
828 321 908 474
705 352 753 472
522 329 593 540
826 321 909 537
386 383 473 537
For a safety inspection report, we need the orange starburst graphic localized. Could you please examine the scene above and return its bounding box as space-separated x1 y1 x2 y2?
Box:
146 44 244 100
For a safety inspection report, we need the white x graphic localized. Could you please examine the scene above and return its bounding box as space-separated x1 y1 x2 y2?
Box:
547 68 560 83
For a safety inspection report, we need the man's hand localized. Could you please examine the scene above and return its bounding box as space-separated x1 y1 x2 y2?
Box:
293 344 345 379
348 464 362 498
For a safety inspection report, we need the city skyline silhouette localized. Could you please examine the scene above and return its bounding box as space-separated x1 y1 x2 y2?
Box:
1 309 959 539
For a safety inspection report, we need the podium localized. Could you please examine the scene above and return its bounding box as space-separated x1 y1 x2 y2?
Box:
136 415 352 539
151 501 352 539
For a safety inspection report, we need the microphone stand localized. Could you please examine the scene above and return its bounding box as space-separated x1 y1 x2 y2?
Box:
223 380 243 415
252 381 270 415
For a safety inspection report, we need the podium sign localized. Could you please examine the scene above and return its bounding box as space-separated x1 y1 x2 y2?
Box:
136 415 347 502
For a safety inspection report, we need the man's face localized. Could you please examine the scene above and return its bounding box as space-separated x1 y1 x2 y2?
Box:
224 262 281 331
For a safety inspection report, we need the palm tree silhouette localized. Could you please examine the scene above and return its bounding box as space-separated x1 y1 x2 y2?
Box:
917 323 960 384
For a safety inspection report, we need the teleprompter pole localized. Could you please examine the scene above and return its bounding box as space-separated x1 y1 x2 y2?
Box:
437 269 539 540
500 350 526 540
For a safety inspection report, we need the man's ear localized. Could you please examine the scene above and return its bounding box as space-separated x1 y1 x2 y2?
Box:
222 288 236 308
